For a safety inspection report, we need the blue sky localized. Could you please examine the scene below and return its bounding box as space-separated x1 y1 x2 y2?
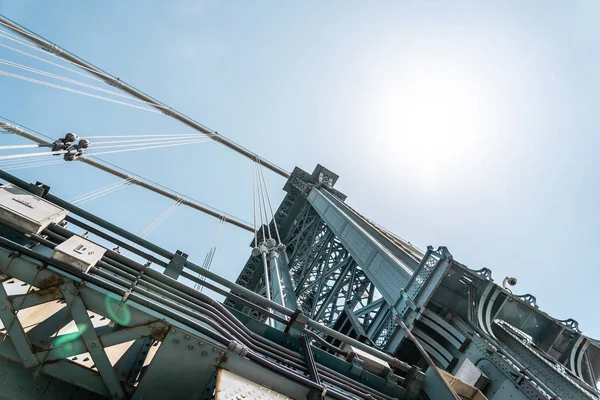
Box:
1 1 599 338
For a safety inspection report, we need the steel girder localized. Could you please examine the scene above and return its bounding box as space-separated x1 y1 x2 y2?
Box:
0 172 429 400
0 229 420 400
230 165 600 400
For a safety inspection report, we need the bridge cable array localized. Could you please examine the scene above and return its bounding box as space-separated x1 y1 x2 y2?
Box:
194 217 225 292
251 161 288 325
0 33 169 113
0 17 290 177
0 135 211 164
0 15 282 233
69 178 134 206
121 198 183 257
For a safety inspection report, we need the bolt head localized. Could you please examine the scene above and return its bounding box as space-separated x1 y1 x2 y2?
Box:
91 342 97 348
188 345 193 350
184 335 190 340
201 351 207 356
173 339 179 344
150 325 155 329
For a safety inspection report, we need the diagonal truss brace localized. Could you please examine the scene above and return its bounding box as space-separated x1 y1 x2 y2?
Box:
0 283 39 367
60 281 126 399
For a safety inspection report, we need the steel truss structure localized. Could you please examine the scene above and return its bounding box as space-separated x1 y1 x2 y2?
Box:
0 12 599 400
0 170 432 400
232 165 600 400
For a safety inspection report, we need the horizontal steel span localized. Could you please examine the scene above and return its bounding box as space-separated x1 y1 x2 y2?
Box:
0 14 290 179
0 121 255 232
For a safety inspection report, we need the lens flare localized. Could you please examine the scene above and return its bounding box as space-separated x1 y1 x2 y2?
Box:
104 296 131 326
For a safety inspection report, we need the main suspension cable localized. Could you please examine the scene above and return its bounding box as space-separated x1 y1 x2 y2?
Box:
0 15 290 178
0 117 254 231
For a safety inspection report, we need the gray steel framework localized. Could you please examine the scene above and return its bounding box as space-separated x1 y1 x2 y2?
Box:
231 165 600 400
0 169 436 399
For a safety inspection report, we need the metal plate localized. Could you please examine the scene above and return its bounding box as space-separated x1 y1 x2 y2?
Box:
215 368 292 400
0 185 67 234
52 236 106 272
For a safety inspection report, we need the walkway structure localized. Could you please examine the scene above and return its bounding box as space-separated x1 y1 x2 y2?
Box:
0 13 598 400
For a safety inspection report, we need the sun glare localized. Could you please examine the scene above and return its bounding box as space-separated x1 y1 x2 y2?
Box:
372 68 489 183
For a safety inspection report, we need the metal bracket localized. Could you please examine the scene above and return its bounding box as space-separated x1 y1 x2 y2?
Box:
283 309 308 336
227 340 248 357
27 182 50 197
164 250 187 279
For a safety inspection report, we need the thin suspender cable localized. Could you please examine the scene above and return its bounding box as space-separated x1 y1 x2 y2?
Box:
0 143 40 150
122 198 182 257
3 160 63 171
0 149 66 161
0 69 160 113
0 139 209 162
0 57 174 111
0 35 177 114
71 178 133 205
252 161 258 246
0 30 55 53
75 183 129 205
0 156 58 167
140 199 181 237
195 217 225 292
0 117 254 231
255 163 266 242
89 138 207 151
0 29 26 42
0 21 117 82
73 183 124 205
0 42 107 83
86 136 202 146
0 17 290 178
255 162 274 325
0 58 143 100
257 162 272 240
70 180 128 202
258 161 281 244
85 139 209 157
82 134 200 139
